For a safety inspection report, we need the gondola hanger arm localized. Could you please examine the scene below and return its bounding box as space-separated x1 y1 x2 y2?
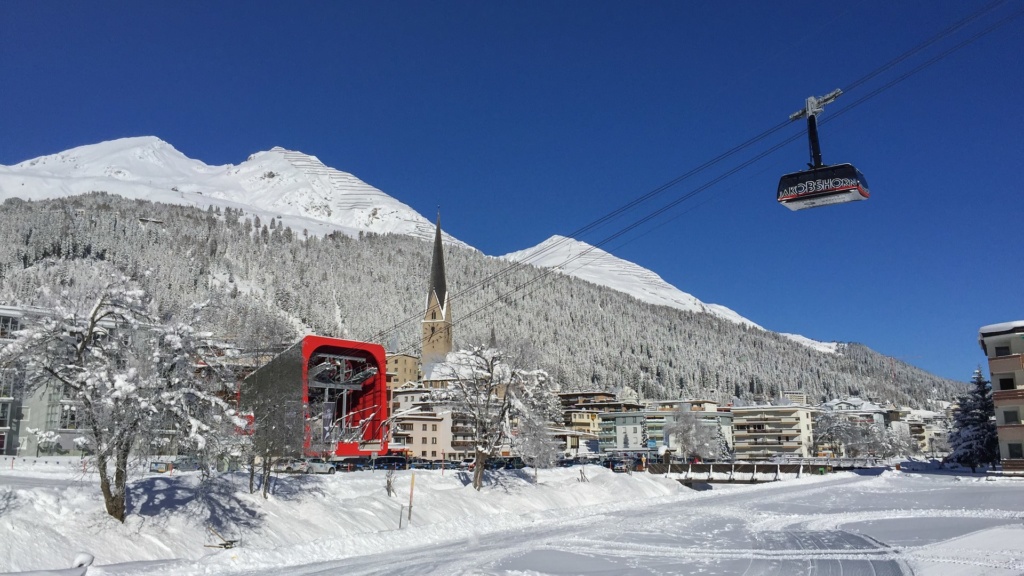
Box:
789 88 843 121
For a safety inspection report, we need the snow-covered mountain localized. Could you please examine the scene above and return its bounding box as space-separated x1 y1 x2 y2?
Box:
503 236 838 354
0 136 466 247
0 137 836 352
502 235 755 325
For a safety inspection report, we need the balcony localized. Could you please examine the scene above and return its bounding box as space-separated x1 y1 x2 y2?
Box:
734 439 800 447
733 417 800 425
734 429 800 436
989 354 1024 374
1003 459 1024 472
994 389 1024 404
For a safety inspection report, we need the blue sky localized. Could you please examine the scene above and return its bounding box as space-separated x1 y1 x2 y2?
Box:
1 2 1022 383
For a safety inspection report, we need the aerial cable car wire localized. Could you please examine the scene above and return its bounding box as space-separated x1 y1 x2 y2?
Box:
423 5 1024 346
778 0 1016 210
379 2 1023 352
369 3 1022 349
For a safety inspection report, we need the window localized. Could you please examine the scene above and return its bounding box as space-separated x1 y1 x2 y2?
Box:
422 424 427 431
431 424 437 432
1000 378 1016 391
0 432 5 453
0 403 9 428
1009 443 1024 459
0 370 15 398
1005 410 1020 425
431 451 437 457
995 346 1011 357
431 437 437 444
0 316 21 339
421 437 427 444
59 404 79 430
421 451 427 457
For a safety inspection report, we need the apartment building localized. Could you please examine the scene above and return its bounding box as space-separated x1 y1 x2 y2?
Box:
0 307 25 455
979 321 1024 472
390 387 451 459
0 305 94 456
557 392 618 436
597 399 732 457
385 353 421 389
731 404 816 460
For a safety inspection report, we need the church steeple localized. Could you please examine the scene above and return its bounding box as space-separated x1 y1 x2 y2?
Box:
427 213 447 309
421 213 452 364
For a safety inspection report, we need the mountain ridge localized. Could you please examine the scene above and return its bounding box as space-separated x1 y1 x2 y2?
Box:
1 136 467 247
4 137 833 353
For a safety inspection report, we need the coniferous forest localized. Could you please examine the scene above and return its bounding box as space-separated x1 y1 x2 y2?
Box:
0 193 963 407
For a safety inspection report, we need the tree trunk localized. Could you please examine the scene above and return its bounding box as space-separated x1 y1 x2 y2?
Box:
261 458 273 499
96 453 117 519
248 455 256 494
472 449 488 490
97 440 131 522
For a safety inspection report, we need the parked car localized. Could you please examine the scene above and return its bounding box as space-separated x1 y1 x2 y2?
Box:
556 458 576 468
272 458 309 473
330 457 370 472
457 458 476 470
611 460 630 473
408 458 440 470
303 458 336 474
171 455 203 471
372 455 408 470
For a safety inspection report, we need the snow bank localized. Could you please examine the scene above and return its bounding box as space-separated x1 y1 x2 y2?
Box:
0 460 683 573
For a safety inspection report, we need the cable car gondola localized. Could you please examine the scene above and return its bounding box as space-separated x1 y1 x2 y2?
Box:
777 89 870 211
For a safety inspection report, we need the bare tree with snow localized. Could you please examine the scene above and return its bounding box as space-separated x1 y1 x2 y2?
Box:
0 261 240 521
663 405 718 461
429 345 560 490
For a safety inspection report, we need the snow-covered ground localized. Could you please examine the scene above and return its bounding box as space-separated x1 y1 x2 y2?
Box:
1 457 1022 575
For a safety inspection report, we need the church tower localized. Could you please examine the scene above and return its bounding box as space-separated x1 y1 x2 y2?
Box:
421 215 453 364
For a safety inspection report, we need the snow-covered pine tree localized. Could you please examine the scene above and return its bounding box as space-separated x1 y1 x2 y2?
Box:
948 369 998 472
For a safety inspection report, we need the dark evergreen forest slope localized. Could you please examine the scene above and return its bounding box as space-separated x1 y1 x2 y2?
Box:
0 194 963 407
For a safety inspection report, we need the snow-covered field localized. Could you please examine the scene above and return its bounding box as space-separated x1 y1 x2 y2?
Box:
1 457 1022 575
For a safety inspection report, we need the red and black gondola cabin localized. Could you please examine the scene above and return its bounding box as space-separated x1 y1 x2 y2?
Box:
777 163 870 211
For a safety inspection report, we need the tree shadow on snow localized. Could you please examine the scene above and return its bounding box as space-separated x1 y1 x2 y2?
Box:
478 469 536 493
0 490 15 517
893 458 996 477
126 473 321 533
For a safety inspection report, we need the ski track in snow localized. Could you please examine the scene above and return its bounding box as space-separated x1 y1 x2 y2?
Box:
173 472 1024 576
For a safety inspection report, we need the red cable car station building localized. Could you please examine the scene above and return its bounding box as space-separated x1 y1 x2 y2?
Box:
240 335 389 458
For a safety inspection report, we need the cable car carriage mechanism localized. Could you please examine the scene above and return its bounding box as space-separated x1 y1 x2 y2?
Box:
777 89 870 211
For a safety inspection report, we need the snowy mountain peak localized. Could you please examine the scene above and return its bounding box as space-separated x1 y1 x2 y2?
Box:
12 136 207 179
0 137 467 247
